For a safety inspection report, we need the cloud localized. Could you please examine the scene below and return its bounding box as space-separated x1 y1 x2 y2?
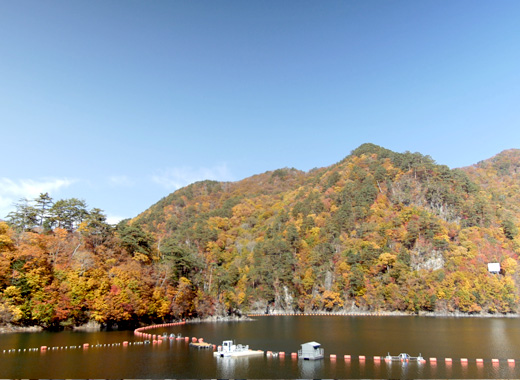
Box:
106 214 127 225
152 164 234 190
0 177 76 219
109 175 135 187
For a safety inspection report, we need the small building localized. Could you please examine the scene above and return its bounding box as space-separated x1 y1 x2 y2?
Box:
298 341 324 360
488 263 501 274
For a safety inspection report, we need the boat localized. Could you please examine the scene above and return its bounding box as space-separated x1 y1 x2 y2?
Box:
213 340 264 357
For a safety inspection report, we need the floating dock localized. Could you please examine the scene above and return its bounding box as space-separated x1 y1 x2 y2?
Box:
298 341 324 360
189 342 214 349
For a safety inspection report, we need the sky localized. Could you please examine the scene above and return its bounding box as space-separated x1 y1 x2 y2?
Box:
1 1 519 224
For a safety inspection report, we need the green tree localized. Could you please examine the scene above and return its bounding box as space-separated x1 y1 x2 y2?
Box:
79 208 113 249
34 193 54 228
117 223 156 262
6 198 38 232
49 198 88 231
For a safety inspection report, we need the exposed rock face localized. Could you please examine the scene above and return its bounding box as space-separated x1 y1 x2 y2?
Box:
283 285 294 309
324 271 333 291
73 321 101 331
411 246 444 271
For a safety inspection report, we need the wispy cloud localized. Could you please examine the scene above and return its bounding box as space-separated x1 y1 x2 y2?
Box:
109 175 135 187
151 164 234 190
0 177 76 219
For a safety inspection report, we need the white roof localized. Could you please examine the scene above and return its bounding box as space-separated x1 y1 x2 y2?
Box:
488 263 501 272
302 341 321 347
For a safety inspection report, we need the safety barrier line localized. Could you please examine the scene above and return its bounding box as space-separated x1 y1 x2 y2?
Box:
3 318 519 369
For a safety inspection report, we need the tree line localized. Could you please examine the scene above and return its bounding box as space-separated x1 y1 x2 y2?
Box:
1 145 520 330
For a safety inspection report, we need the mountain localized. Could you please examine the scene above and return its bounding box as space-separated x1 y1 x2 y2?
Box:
462 149 520 216
132 143 520 315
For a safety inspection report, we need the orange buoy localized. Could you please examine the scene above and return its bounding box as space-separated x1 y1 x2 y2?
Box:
359 355 365 360
83 343 89 349
40 346 47 351
476 358 484 364
492 358 499 364
330 354 337 360
344 354 351 360
461 358 468 364
445 358 452 363
374 356 381 361
508 359 515 365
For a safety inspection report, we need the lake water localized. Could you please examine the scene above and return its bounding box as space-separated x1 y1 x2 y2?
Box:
1 315 520 378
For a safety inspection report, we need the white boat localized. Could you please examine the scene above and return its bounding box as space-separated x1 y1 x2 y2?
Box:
213 340 264 357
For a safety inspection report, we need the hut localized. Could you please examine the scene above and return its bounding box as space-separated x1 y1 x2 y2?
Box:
298 341 324 360
488 263 501 274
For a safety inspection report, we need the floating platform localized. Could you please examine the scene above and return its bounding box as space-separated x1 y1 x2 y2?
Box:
213 349 264 357
190 342 214 349
213 340 264 358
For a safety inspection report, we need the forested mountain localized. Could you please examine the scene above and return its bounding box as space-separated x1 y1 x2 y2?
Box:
134 143 520 315
1 144 519 329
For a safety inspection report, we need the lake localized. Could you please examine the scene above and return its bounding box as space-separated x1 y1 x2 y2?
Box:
1 315 520 378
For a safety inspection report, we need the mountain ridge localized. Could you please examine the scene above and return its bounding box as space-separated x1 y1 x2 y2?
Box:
2 143 519 330
132 143 520 315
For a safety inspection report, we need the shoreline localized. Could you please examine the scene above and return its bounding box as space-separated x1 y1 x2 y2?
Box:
245 309 520 318
2 310 518 333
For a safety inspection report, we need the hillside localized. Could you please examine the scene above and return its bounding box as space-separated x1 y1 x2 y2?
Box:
133 143 520 315
1 144 519 330
462 149 520 216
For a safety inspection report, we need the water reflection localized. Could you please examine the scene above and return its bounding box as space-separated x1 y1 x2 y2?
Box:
3 316 520 378
298 359 324 378
215 356 250 378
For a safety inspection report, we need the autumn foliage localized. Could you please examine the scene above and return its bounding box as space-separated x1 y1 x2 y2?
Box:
1 144 519 329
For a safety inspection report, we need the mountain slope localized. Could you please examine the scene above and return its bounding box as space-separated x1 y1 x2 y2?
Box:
133 144 520 315
462 149 520 214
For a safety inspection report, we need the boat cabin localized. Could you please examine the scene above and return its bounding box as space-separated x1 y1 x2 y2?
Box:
298 341 324 360
221 340 235 353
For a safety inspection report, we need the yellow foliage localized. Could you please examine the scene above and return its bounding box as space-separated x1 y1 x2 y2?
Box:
322 290 343 310
132 251 151 263
3 286 23 302
378 252 397 267
502 257 517 275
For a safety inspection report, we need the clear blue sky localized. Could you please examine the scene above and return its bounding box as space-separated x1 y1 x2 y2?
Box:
1 1 519 223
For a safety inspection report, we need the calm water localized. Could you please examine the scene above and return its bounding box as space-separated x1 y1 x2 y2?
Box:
1 315 520 378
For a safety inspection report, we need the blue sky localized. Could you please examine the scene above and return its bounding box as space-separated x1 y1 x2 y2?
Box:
1 1 519 223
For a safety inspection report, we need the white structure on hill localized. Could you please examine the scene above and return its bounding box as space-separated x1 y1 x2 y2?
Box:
488 263 501 274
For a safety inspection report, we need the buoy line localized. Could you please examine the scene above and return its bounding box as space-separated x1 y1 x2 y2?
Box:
2 318 518 369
